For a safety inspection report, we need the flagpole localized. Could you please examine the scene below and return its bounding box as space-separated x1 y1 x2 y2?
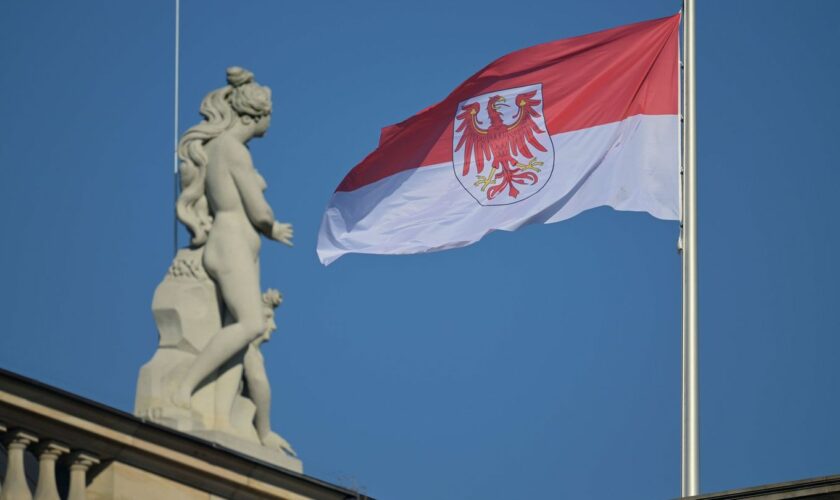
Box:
681 0 699 496
173 0 181 256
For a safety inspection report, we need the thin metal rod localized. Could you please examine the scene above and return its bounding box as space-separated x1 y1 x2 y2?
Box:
681 0 699 496
173 0 181 255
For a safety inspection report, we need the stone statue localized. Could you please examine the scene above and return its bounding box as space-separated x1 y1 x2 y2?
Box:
135 67 300 471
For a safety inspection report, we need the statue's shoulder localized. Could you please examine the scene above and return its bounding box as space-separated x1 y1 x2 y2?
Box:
216 137 253 168
207 136 252 172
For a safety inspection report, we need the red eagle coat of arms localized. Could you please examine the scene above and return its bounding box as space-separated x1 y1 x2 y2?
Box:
452 83 554 205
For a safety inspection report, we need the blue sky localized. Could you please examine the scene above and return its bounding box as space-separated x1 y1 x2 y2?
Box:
1 1 839 499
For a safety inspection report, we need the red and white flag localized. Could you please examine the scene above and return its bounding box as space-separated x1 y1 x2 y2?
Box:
318 14 681 265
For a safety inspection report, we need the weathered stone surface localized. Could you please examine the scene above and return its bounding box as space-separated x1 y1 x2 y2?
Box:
135 248 220 431
135 254 297 470
134 66 298 472
153 247 221 353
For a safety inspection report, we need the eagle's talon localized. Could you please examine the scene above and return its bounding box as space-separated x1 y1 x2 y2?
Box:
516 158 544 172
474 176 496 191
473 167 499 192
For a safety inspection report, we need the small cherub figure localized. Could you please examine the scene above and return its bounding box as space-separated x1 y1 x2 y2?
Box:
243 288 296 457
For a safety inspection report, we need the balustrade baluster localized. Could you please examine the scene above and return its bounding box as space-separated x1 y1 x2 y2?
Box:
32 442 68 500
66 452 98 500
0 430 38 500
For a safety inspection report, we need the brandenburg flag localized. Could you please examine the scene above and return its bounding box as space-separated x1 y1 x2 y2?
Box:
318 14 681 265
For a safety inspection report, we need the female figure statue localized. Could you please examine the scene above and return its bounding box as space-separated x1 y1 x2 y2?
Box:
172 67 293 412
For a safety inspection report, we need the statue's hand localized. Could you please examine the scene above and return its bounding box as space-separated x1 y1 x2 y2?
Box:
270 221 293 246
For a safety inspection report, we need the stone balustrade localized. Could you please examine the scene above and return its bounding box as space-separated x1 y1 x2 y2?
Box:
0 369 371 500
0 425 98 500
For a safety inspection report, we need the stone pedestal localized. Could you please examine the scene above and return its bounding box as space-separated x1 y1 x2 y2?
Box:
134 248 300 472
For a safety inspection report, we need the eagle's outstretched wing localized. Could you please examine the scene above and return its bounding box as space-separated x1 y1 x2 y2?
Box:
505 91 547 160
454 103 492 176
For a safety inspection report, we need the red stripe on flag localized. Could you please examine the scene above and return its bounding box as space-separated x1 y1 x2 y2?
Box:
337 13 680 193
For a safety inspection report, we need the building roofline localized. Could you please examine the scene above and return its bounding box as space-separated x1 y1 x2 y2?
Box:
0 367 374 500
679 474 840 499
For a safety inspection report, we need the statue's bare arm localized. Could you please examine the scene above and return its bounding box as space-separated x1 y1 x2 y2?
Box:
228 152 275 234
228 150 293 246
